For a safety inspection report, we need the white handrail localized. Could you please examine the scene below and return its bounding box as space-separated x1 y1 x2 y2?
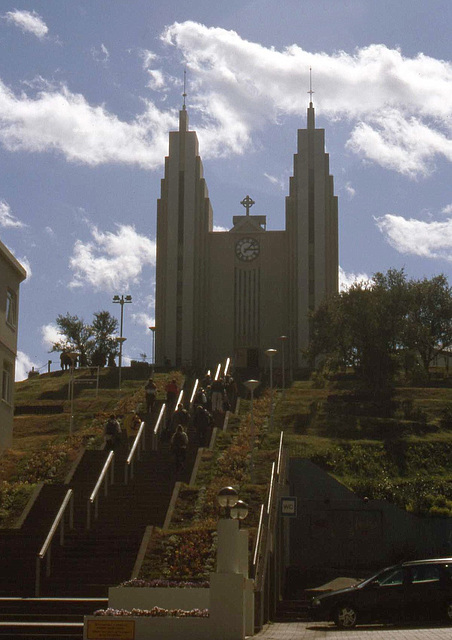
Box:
35 489 74 596
189 379 199 407
267 462 276 515
87 450 114 529
276 431 284 476
253 503 265 568
124 421 145 484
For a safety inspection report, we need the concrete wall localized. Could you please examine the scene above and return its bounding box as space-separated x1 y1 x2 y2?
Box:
288 459 452 573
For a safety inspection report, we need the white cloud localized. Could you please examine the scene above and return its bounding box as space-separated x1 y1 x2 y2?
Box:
41 323 62 349
264 172 285 190
69 224 156 292
0 200 25 228
132 312 154 330
4 9 48 40
147 69 167 91
339 266 370 291
91 43 110 64
375 214 452 262
442 204 452 215
15 351 38 381
344 182 356 199
18 256 32 281
0 78 177 169
162 22 452 176
213 224 228 232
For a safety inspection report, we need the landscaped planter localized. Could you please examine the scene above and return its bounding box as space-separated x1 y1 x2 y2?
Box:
108 586 210 611
84 615 211 640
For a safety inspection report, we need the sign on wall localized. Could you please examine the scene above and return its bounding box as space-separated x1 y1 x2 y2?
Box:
280 496 297 517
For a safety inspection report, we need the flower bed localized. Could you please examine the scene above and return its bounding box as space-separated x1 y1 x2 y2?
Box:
94 606 209 617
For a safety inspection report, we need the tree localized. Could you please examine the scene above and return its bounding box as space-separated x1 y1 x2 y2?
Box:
51 310 119 367
51 313 94 367
90 311 119 367
403 274 452 375
307 270 452 388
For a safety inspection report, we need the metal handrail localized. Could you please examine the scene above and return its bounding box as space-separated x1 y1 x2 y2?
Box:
35 489 74 596
87 450 114 529
267 462 276 515
276 431 284 476
151 403 166 450
124 421 145 484
189 379 199 407
253 503 265 567
253 431 285 590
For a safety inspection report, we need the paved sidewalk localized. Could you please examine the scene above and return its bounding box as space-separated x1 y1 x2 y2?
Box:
255 621 452 640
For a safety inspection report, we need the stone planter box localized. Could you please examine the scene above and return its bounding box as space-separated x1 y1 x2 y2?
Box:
84 615 211 640
108 586 209 611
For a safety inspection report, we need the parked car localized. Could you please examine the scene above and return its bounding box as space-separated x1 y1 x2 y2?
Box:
310 557 452 628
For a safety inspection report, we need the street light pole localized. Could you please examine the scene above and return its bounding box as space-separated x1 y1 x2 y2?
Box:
244 379 260 483
265 349 277 431
113 294 132 390
279 335 288 391
149 326 156 373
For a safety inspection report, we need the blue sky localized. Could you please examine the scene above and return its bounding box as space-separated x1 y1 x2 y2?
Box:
0 1 451 379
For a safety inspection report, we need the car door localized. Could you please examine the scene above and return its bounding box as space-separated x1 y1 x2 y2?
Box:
405 564 444 622
356 567 408 623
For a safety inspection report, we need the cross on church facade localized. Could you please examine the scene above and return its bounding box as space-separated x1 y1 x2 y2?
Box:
240 195 255 215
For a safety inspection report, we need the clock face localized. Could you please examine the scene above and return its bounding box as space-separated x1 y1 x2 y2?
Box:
235 237 260 262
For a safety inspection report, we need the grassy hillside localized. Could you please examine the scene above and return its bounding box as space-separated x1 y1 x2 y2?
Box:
276 380 452 516
0 368 179 527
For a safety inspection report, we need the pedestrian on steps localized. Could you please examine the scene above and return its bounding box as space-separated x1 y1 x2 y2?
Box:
104 414 121 451
170 424 188 472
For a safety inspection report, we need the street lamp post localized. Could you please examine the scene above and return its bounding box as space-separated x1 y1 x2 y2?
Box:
265 349 277 431
279 335 288 391
113 294 132 390
244 379 260 483
67 351 79 434
149 326 156 371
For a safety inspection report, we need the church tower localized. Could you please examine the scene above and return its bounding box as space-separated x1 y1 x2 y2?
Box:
286 99 338 368
155 106 213 368
154 94 338 372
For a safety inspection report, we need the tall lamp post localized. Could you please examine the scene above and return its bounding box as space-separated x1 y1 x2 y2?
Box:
279 335 288 391
244 379 260 482
265 348 277 431
113 294 132 390
67 351 79 434
149 326 156 372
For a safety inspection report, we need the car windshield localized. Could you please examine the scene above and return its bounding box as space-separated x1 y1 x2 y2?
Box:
356 565 402 589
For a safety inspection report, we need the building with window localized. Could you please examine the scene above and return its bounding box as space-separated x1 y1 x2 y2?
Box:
0 239 26 452
155 99 338 371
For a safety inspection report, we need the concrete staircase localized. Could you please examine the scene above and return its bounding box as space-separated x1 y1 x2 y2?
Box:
0 404 199 637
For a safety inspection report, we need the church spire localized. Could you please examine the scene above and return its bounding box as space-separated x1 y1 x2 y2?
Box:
179 69 188 132
307 67 315 129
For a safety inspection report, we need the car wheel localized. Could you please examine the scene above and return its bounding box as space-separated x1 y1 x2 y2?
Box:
446 601 452 623
334 604 358 629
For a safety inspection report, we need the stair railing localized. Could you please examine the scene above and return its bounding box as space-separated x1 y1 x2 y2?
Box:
253 431 287 627
35 489 74 596
189 379 199 409
124 421 145 484
86 450 115 529
152 403 166 450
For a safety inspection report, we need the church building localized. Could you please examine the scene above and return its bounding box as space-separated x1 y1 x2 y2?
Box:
154 99 338 372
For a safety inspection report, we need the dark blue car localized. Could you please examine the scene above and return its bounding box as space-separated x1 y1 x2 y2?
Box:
310 558 452 628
